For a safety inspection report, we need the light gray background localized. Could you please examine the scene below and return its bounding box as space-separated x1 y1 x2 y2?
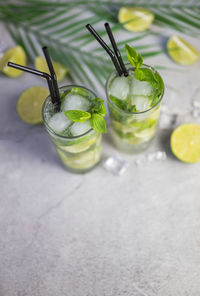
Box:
0 21 200 296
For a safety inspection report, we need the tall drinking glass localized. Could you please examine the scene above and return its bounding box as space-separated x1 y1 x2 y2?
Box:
42 85 102 173
106 64 164 153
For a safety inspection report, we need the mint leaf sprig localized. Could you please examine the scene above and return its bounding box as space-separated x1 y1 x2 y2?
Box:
110 95 138 113
64 96 107 134
125 44 164 107
64 110 91 122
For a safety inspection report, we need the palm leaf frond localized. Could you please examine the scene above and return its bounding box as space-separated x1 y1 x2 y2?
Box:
0 4 163 92
1 1 199 92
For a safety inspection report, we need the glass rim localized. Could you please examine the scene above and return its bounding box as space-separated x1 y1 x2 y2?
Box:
105 63 165 115
42 84 96 139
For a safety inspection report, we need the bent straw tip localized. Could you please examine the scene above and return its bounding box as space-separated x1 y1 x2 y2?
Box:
86 24 92 29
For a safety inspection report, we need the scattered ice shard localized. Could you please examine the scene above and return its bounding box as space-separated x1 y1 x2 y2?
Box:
192 100 200 108
192 109 200 118
135 155 146 166
70 120 91 136
109 76 130 100
62 93 90 111
103 155 129 175
155 151 167 160
159 110 179 129
135 151 167 166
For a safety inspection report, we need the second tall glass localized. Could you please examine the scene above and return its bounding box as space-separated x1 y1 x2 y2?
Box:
106 64 164 153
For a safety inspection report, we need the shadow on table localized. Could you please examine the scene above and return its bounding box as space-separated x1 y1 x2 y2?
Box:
158 128 177 161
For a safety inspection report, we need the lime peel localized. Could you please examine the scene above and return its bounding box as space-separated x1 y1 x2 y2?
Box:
118 7 154 32
0 46 26 77
17 86 49 124
170 123 200 163
35 56 68 82
167 35 199 65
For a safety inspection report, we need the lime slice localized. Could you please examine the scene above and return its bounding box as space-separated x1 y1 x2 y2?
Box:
35 56 68 82
171 124 200 163
60 137 96 153
0 46 26 77
135 125 156 140
17 86 49 124
118 7 154 32
167 35 199 65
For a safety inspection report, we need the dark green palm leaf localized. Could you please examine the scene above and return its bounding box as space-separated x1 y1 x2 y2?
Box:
1 1 199 92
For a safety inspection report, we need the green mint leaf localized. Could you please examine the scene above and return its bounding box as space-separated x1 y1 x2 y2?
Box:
70 87 88 97
153 72 164 93
137 54 143 69
150 73 164 107
64 110 91 122
91 97 106 116
125 44 138 67
135 68 159 89
98 103 106 116
90 113 107 133
110 95 127 111
129 104 138 112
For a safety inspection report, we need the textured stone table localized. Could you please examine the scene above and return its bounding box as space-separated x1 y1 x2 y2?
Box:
0 23 200 296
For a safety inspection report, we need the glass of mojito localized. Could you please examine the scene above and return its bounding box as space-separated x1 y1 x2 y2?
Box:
106 45 164 153
42 85 106 173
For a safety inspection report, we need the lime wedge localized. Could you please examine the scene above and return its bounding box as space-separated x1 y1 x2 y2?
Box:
118 7 154 32
0 46 26 77
60 137 96 153
17 86 49 124
35 56 68 82
167 35 199 65
171 124 200 163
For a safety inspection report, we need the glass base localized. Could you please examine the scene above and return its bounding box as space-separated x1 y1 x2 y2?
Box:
56 140 102 173
110 127 154 154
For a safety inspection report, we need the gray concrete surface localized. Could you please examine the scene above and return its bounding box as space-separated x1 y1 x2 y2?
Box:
0 23 200 296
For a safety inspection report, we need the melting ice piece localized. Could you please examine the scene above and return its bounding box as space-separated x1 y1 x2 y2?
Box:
131 95 151 112
159 112 178 129
147 151 167 162
62 93 90 111
70 120 91 136
109 76 130 100
103 155 129 175
193 100 200 108
48 112 72 133
130 76 154 96
155 151 167 160
135 155 146 166
192 109 200 118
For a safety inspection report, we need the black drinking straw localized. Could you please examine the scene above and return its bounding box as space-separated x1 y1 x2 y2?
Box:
42 46 61 107
7 62 56 104
86 24 123 76
104 22 128 77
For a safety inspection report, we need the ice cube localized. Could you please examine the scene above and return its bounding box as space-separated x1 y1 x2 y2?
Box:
130 76 154 96
131 95 151 112
62 93 90 111
103 155 128 175
70 120 91 136
109 76 130 100
155 151 167 160
48 112 72 133
159 112 178 129
193 100 200 108
192 109 200 118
